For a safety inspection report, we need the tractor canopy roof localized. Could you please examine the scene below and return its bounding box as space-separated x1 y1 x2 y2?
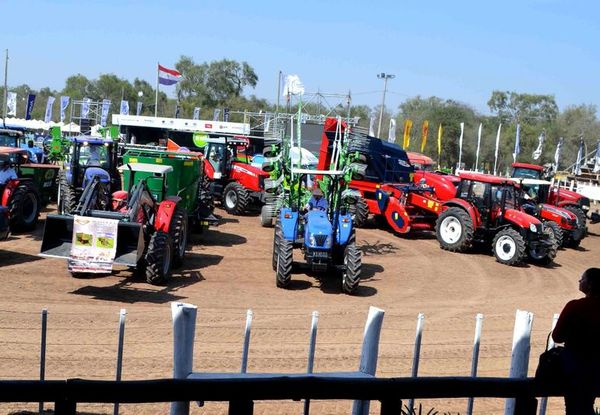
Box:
509 177 552 186
118 163 173 176
0 146 28 156
0 128 24 137
459 171 510 185
512 162 543 172
407 152 435 170
68 136 114 145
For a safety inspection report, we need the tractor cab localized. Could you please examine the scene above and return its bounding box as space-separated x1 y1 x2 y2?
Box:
0 127 45 163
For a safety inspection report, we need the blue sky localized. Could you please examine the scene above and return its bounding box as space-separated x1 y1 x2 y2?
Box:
2 0 599 115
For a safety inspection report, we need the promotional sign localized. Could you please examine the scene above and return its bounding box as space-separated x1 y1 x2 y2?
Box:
6 92 16 116
100 99 111 126
25 94 36 120
60 96 70 122
44 96 56 123
136 101 143 116
387 118 396 143
68 215 119 273
120 100 129 115
81 97 91 118
223 108 230 122
193 107 200 120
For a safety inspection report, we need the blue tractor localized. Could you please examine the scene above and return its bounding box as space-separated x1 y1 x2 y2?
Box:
272 168 362 294
58 136 119 214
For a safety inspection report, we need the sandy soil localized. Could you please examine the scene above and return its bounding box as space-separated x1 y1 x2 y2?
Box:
0 205 598 414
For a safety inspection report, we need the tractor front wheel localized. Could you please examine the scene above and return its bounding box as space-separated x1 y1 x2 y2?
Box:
9 182 41 232
145 231 173 285
529 225 558 265
349 196 369 228
276 238 293 288
170 206 188 268
223 182 249 215
564 206 587 246
492 228 526 266
543 221 563 248
435 207 474 252
342 243 361 294
58 171 77 215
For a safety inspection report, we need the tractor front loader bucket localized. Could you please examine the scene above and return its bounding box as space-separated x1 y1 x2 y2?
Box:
40 214 144 266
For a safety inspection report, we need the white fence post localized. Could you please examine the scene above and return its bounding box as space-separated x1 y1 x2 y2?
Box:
241 309 253 373
171 302 198 415
38 308 48 415
352 306 385 415
304 311 319 415
407 313 425 411
114 308 127 415
504 309 534 415
538 313 560 415
466 313 484 415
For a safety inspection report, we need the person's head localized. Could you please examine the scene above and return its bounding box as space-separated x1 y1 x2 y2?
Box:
580 268 600 296
312 187 323 200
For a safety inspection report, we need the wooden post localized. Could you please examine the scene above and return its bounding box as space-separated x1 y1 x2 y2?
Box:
466 313 484 415
352 306 385 415
505 310 534 415
407 313 425 411
241 309 253 373
114 309 127 415
170 302 198 415
304 311 319 415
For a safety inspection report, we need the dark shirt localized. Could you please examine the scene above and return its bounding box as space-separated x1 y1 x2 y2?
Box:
553 296 600 362
307 196 328 211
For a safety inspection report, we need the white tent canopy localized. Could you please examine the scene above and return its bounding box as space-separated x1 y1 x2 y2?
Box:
1 117 80 133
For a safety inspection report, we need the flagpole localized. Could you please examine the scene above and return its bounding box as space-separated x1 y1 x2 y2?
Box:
154 62 159 117
3 49 8 126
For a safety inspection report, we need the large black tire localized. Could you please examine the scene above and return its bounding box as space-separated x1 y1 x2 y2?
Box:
222 182 249 215
435 207 474 252
564 206 587 245
197 174 214 213
349 196 369 228
342 243 361 294
492 228 526 266
58 171 77 215
8 182 41 232
276 238 293 288
272 216 281 270
543 220 563 248
529 226 558 265
170 206 188 268
145 231 173 285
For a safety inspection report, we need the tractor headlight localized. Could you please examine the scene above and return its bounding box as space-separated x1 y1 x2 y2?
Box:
309 235 316 247
529 223 537 233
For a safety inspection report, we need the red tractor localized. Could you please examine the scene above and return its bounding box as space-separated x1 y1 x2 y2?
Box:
202 136 270 215
511 162 596 228
436 172 557 266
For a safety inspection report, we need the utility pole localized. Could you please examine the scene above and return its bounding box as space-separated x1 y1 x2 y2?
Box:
3 49 8 125
376 72 395 138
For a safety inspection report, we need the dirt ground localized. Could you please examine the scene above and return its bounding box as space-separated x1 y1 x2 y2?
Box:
0 204 598 415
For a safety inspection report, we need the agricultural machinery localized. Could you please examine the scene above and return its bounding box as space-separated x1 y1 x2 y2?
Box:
511 177 586 248
0 207 9 240
199 135 270 215
0 147 59 231
40 162 187 284
0 127 45 163
511 162 598 227
436 172 557 266
121 143 218 231
58 136 119 215
273 168 362 294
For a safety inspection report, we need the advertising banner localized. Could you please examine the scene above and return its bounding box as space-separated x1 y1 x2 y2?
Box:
68 215 119 273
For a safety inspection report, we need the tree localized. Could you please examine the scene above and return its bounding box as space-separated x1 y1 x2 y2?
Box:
61 74 93 100
487 91 558 124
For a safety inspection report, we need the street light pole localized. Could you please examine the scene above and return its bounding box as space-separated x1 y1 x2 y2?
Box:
376 72 395 138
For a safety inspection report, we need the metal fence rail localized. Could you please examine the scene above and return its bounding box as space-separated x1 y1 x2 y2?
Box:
1 376 597 415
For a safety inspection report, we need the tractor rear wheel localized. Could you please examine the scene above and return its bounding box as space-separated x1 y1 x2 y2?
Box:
529 225 558 265
342 242 361 294
58 171 77 215
272 216 281 270
564 206 587 246
170 206 188 268
145 231 173 285
223 182 249 215
9 182 41 232
349 196 369 228
276 238 293 288
543 221 563 248
435 207 474 252
492 228 526 266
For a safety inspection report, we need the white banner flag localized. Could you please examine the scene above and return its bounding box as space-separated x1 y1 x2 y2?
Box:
512 123 521 163
458 122 464 168
553 137 563 173
593 141 600 173
60 96 70 122
192 107 200 120
532 130 545 160
44 96 56 123
475 123 482 171
136 101 142 116
100 99 111 127
574 137 584 175
81 97 91 118
120 100 129 116
283 74 305 96
6 92 16 116
368 115 375 136
493 123 502 175
388 118 396 143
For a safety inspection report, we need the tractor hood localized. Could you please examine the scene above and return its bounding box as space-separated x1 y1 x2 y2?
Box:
305 210 332 249
504 208 543 233
541 203 576 221
231 162 270 178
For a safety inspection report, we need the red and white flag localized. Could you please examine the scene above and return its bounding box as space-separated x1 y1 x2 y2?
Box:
158 64 182 86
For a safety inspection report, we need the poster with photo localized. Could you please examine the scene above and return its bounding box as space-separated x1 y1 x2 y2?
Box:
68 215 119 273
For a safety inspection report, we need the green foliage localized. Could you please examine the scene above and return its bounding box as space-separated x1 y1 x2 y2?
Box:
487 90 558 124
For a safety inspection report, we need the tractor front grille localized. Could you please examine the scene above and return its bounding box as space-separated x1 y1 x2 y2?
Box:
314 234 328 247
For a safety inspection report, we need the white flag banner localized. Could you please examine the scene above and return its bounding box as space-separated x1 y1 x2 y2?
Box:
213 108 220 121
369 115 375 136
264 114 271 132
553 137 564 173
44 96 56 123
475 123 482 171
6 92 16 116
532 130 545 160
493 123 502 175
283 74 305 96
60 96 70 122
136 101 143 116
388 118 396 143
192 107 200 120
100 99 111 126
120 100 129 116
512 123 521 163
593 141 600 173
81 97 91 118
574 137 584 175
458 122 464 168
